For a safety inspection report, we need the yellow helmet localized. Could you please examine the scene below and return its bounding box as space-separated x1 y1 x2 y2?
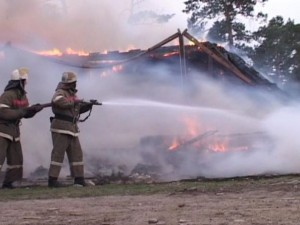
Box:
11 67 29 80
61 72 77 83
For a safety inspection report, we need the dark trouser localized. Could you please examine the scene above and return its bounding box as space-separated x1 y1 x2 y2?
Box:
0 137 23 184
48 132 84 179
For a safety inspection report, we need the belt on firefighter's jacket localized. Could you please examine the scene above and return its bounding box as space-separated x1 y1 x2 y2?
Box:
53 114 77 123
0 119 20 125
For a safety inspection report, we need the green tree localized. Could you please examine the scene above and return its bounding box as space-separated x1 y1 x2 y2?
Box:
207 20 249 44
183 0 267 48
251 16 300 86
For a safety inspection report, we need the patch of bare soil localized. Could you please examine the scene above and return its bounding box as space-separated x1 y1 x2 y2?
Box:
1 177 300 225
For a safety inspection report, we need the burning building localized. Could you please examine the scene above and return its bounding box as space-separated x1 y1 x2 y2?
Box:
40 30 283 88
1 30 282 87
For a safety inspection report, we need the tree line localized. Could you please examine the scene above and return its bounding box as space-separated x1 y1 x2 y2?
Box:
183 0 300 91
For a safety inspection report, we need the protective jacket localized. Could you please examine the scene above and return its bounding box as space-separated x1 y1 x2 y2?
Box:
50 82 91 136
0 87 28 142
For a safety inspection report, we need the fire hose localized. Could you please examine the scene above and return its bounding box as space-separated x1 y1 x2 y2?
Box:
32 99 102 122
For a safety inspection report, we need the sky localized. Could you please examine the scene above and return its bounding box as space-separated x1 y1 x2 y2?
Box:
262 0 299 23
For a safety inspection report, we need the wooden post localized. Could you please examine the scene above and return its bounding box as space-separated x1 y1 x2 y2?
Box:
178 30 187 81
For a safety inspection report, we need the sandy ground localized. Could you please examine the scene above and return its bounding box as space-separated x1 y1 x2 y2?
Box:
0 180 300 225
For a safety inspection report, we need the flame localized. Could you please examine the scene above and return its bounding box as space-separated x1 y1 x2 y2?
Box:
167 116 244 153
168 116 200 151
35 48 89 56
183 117 199 136
65 48 89 56
168 138 181 151
163 52 179 57
209 143 227 152
36 48 63 56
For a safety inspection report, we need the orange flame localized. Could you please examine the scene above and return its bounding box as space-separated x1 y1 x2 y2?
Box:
35 48 89 57
183 117 199 136
65 48 89 56
36 48 63 56
168 138 181 151
167 116 240 153
168 116 200 151
163 52 179 57
209 143 227 152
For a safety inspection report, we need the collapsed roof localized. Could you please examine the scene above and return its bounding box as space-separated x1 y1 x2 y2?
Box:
0 29 280 92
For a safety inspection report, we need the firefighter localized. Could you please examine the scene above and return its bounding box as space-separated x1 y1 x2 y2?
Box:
0 68 43 189
48 72 93 187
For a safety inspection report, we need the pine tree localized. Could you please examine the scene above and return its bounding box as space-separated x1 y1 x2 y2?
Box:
251 16 300 86
183 0 267 48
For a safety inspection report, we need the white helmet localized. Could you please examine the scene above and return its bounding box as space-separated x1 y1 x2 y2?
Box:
11 67 29 80
61 72 77 83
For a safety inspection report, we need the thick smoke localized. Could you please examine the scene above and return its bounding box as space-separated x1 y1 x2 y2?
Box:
0 48 298 180
0 0 186 51
1 0 300 181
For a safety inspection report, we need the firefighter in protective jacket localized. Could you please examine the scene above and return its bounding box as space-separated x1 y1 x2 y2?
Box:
48 72 93 187
0 68 43 189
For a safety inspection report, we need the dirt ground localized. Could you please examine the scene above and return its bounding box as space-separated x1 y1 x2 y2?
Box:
0 178 300 225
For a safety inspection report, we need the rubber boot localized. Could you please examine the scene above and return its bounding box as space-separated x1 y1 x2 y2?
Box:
74 177 87 187
48 176 65 188
2 182 15 189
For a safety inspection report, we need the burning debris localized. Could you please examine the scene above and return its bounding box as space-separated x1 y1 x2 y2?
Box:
57 130 274 183
139 130 274 172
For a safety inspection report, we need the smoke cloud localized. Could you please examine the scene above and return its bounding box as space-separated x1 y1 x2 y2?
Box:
0 49 299 180
0 0 186 51
0 0 300 182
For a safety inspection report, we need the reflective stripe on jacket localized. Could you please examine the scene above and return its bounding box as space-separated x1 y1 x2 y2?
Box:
0 89 28 141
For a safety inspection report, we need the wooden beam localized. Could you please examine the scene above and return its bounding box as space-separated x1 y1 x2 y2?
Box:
147 31 180 53
169 130 218 151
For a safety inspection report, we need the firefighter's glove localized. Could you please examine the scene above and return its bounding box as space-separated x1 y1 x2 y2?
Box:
23 108 37 118
31 104 43 113
23 104 43 118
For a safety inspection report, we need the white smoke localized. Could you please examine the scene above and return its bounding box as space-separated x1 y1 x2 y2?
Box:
1 0 300 181
0 0 186 51
0 50 298 180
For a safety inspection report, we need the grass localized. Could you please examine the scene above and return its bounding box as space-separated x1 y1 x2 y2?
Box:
0 174 299 201
0 182 198 201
